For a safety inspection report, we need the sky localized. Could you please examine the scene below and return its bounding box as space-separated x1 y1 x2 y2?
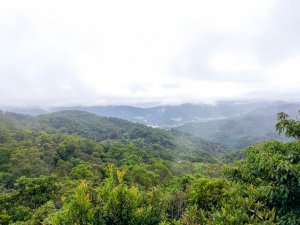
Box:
1 0 300 107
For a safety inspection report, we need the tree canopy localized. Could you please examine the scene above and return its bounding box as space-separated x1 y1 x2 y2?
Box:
1 110 300 224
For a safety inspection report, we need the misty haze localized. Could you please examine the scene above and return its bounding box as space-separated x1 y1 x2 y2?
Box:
1 1 300 224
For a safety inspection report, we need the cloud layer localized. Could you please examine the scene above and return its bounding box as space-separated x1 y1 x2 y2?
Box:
1 0 300 106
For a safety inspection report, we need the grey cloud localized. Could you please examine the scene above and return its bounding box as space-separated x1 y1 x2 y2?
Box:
251 0 300 64
1 0 300 106
169 32 260 82
0 57 94 106
169 0 300 82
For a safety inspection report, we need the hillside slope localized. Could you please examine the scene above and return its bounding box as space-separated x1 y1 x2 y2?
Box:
0 110 226 162
176 103 299 149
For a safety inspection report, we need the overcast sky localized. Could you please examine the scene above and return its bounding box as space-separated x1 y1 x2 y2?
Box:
1 0 300 106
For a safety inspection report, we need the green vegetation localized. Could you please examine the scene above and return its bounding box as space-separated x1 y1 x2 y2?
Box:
0 110 300 224
0 111 226 163
176 112 287 149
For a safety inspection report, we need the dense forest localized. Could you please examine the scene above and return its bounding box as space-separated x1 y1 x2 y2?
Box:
0 110 300 224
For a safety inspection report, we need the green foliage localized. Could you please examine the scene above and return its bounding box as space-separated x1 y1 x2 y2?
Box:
226 139 300 224
48 167 168 225
95 167 140 225
15 175 59 208
125 165 160 188
208 184 276 225
166 190 187 220
188 178 229 211
26 201 56 225
180 183 276 225
0 214 10 225
0 175 59 224
9 147 47 178
0 110 227 163
51 181 94 225
177 110 287 150
8 206 32 222
276 111 300 139
71 163 93 180
221 149 245 163
2 110 300 224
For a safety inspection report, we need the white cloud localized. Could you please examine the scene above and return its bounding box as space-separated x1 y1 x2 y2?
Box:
265 55 300 89
209 50 260 73
0 0 299 106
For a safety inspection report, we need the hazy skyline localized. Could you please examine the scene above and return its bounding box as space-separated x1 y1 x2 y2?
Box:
1 0 300 106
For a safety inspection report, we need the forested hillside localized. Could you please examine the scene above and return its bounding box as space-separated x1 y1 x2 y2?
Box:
1 110 300 224
177 104 300 149
0 111 226 163
3 102 299 150
177 114 282 149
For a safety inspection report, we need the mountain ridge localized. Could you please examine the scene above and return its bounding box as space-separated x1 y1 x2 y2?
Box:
2 101 296 127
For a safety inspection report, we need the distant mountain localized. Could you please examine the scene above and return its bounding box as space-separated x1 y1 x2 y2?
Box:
1 101 290 127
0 106 48 116
55 102 274 127
0 110 227 163
176 103 300 149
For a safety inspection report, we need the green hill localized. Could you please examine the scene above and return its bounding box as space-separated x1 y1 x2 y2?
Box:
0 110 226 163
176 105 298 149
